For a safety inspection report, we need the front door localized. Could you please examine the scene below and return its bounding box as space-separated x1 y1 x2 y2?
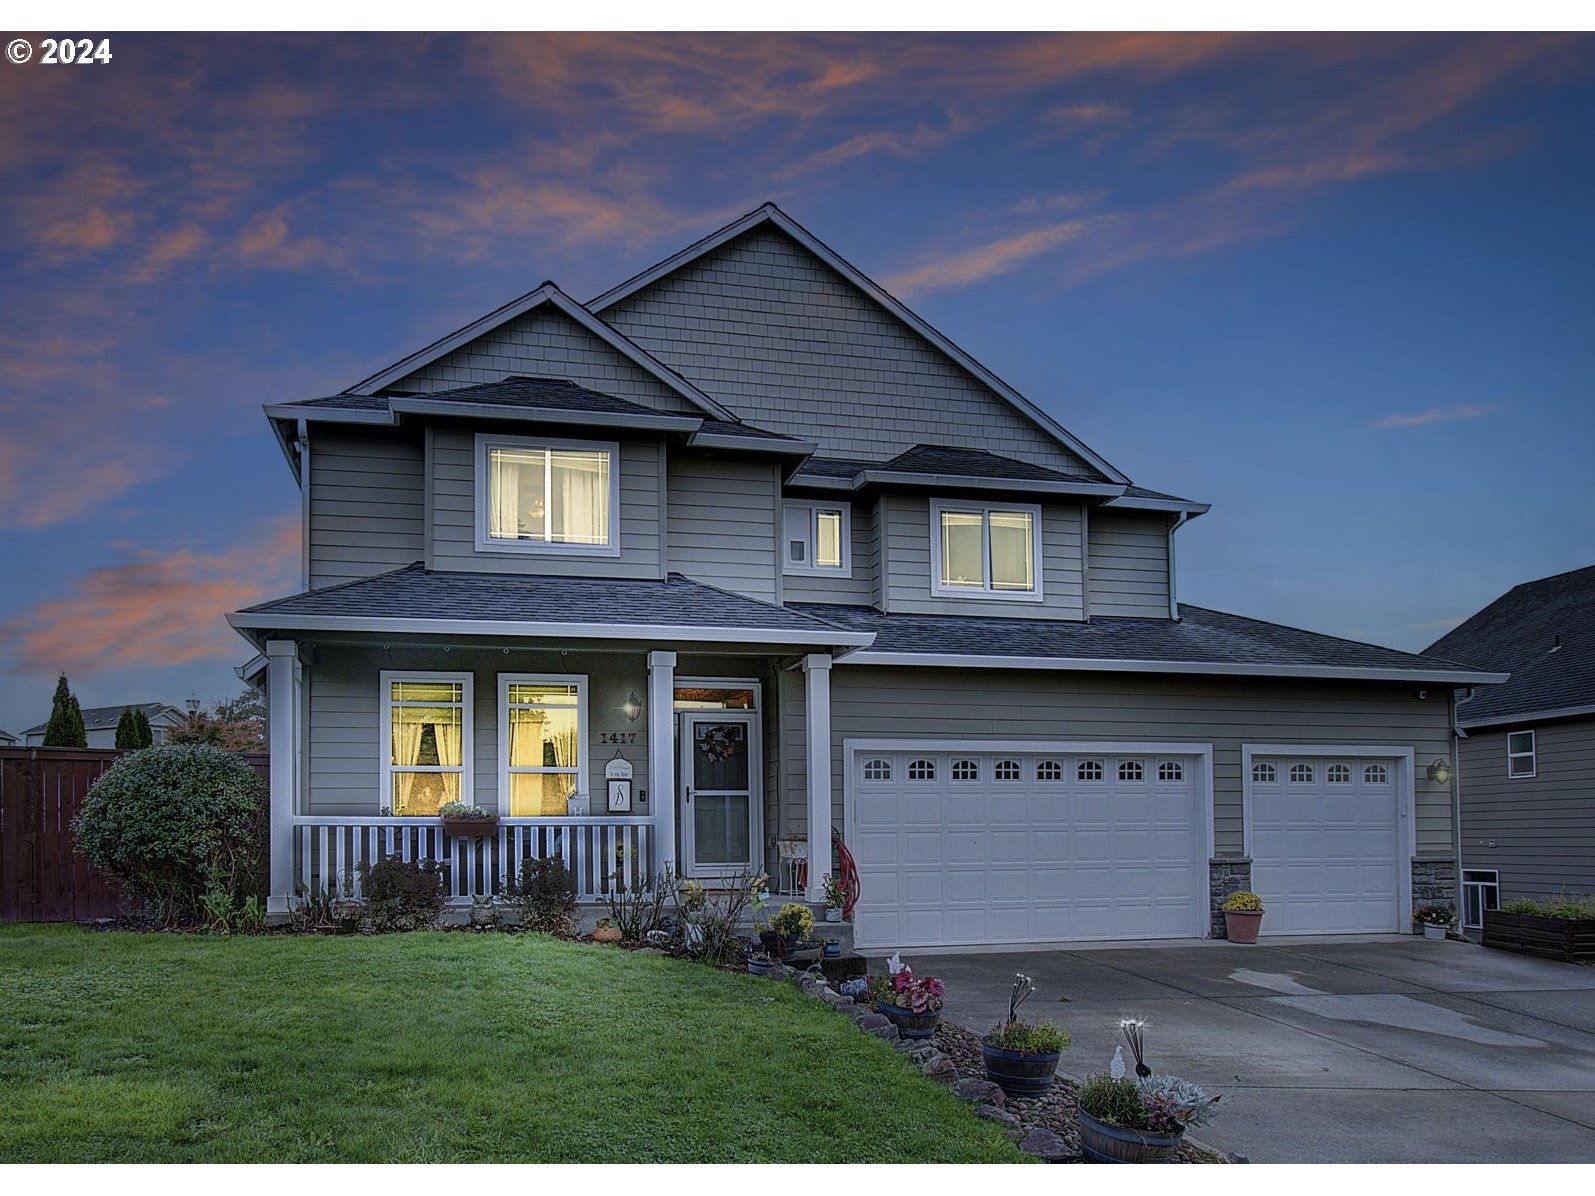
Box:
679 711 761 878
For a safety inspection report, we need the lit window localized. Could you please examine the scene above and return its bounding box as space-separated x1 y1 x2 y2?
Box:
994 759 1021 781
1078 760 1104 782
863 759 892 781
1252 762 1277 784
1289 763 1314 784
1037 760 1065 782
783 501 851 574
1118 760 1145 782
1507 731 1536 778
1327 764 1352 784
952 759 979 781
1364 763 1388 784
382 673 471 816
1158 761 1184 782
908 759 936 781
931 500 1041 600
502 676 584 816
477 435 616 554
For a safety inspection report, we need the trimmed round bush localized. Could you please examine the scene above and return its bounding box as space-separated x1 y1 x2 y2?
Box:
74 744 266 925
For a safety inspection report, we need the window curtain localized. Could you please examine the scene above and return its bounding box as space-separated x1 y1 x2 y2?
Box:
490 450 520 540
552 451 607 545
392 709 424 813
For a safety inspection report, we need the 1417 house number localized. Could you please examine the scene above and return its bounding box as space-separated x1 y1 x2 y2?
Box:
598 731 637 745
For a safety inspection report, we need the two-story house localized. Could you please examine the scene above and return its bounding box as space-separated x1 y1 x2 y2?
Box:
229 203 1502 949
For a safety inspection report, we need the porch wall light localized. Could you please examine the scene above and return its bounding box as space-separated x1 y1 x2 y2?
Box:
622 691 643 723
1426 758 1452 787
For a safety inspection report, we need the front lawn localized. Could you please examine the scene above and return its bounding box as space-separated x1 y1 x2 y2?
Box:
0 925 1022 1163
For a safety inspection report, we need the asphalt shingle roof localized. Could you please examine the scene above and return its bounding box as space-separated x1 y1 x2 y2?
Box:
236 564 854 635
1427 564 1595 725
795 602 1492 677
293 376 674 417
23 702 182 737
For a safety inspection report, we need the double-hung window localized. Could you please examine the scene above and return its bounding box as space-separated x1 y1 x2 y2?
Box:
1507 730 1536 778
930 499 1042 600
381 673 472 816
501 675 587 816
783 500 850 575
476 434 619 556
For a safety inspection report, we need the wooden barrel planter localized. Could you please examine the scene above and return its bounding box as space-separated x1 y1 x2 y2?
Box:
1076 1108 1184 1164
746 956 783 978
876 1000 940 1040
980 1042 1061 1098
1482 910 1595 963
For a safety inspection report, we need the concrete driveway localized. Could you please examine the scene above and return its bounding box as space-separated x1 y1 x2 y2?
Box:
872 937 1595 1163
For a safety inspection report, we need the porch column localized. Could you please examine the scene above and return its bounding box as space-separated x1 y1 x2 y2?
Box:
803 653 832 902
647 650 677 880
265 639 299 914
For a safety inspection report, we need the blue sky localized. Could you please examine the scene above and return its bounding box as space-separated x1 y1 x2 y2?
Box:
1 32 1592 734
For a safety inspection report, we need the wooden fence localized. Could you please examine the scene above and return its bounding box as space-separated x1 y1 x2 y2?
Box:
0 747 268 922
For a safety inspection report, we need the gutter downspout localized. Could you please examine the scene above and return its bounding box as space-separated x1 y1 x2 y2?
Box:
1168 512 1188 621
297 419 310 593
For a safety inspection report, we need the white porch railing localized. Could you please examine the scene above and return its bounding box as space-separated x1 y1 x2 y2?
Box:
293 816 653 903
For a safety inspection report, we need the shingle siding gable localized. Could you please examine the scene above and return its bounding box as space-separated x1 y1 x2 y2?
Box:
600 225 1095 473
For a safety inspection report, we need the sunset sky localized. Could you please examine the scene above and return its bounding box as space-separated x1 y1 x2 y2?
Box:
1 32 1592 735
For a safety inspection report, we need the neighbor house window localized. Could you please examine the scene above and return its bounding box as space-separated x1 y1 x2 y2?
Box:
501 675 586 816
381 673 472 816
1507 730 1536 778
476 434 618 555
930 500 1043 600
783 500 851 575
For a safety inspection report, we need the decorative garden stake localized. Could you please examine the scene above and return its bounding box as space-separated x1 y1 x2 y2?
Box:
1120 1017 1152 1078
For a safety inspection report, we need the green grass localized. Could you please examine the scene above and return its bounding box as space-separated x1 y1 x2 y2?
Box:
0 925 1023 1163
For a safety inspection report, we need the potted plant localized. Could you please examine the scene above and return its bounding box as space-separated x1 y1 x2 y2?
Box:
745 950 783 977
1416 903 1453 940
591 917 622 944
766 902 814 956
439 800 498 838
980 974 1070 1098
822 938 842 959
822 873 849 922
874 965 945 1039
1077 1072 1218 1163
1222 890 1265 943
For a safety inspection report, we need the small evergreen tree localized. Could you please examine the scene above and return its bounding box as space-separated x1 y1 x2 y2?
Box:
41 675 87 748
132 708 154 748
114 707 138 749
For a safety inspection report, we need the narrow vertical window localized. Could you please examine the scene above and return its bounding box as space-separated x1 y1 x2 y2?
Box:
383 674 472 816
502 676 586 816
1507 731 1536 778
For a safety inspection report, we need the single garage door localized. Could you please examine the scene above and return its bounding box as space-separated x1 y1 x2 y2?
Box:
1249 754 1402 934
848 746 1208 949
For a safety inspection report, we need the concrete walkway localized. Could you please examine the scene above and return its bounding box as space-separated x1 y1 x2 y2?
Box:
870 936 1595 1163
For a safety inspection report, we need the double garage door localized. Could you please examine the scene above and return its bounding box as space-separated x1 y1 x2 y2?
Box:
848 744 1407 950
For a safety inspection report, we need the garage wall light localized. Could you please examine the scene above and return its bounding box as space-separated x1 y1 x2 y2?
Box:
1426 758 1452 787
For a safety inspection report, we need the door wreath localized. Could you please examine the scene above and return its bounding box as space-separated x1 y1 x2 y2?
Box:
698 724 741 762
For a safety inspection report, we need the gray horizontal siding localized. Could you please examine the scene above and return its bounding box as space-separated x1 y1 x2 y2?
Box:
666 456 778 602
881 494 1084 620
1088 511 1172 619
780 500 877 605
308 428 425 588
1459 716 1595 899
428 427 663 578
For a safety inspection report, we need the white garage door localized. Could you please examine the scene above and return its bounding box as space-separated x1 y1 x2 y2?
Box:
848 746 1207 949
1249 755 1402 934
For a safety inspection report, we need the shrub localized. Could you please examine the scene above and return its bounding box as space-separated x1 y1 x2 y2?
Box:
438 800 496 821
74 744 266 926
1222 890 1263 912
769 902 814 940
674 868 766 965
605 870 669 941
1415 903 1454 926
504 856 577 934
1136 1073 1218 1128
1503 893 1595 919
41 674 87 748
1081 1074 1146 1127
114 707 152 750
357 857 445 932
985 1019 1070 1054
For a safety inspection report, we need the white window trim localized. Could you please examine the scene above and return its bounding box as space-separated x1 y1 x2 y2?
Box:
1506 729 1536 779
379 670 474 816
928 498 1044 602
1461 869 1500 930
498 673 588 818
474 432 622 557
782 499 852 576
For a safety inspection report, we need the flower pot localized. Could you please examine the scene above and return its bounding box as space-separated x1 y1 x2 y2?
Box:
592 925 622 944
876 999 940 1040
1423 922 1447 940
441 817 498 838
1223 909 1264 944
1076 1108 1184 1164
980 1041 1060 1098
823 942 841 959
746 956 782 978
758 930 798 959
825 907 843 923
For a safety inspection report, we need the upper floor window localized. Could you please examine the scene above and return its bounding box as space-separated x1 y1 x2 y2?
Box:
1507 730 1536 778
475 434 619 556
381 672 472 816
783 500 851 575
929 500 1042 601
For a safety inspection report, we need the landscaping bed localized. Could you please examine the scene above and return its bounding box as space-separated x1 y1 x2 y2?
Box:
1483 904 1595 964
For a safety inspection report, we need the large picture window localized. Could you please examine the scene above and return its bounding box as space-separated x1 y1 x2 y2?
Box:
475 434 618 555
930 500 1042 600
500 675 587 816
381 672 472 816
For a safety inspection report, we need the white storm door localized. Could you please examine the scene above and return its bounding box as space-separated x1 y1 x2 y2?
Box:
679 711 762 878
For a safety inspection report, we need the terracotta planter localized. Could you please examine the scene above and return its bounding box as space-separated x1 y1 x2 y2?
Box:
876 999 940 1040
592 925 622 944
980 1041 1060 1098
1223 909 1264 943
441 817 498 838
1076 1108 1184 1164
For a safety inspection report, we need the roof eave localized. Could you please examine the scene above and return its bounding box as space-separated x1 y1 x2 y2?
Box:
1104 495 1212 516
266 403 394 426
1457 701 1595 730
388 398 700 433
688 430 818 455
855 470 1125 497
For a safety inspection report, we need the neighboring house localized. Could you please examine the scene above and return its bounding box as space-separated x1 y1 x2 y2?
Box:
0 728 19 747
228 203 1502 947
22 702 188 749
1427 564 1595 929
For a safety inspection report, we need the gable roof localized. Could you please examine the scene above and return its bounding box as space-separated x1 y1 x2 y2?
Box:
339 283 736 421
24 702 185 736
589 203 1130 485
1427 563 1595 728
